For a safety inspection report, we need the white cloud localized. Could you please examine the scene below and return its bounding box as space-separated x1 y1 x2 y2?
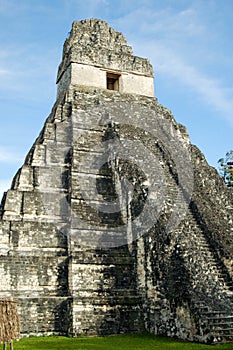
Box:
149 44 233 125
114 5 233 127
0 146 23 164
0 178 11 200
0 68 10 76
114 5 205 42
0 147 22 198
0 44 58 101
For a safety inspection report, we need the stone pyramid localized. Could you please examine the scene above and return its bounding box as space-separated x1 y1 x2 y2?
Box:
0 19 233 343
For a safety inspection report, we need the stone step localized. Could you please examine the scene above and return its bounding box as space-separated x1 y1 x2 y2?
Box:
201 309 232 314
209 323 233 329
211 332 233 338
200 310 233 317
205 316 233 323
211 330 233 336
209 335 233 344
74 295 142 306
196 305 209 311
201 318 233 325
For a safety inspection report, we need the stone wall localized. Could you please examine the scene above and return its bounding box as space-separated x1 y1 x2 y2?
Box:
57 63 154 99
0 85 232 342
56 19 154 98
0 19 232 344
57 19 153 81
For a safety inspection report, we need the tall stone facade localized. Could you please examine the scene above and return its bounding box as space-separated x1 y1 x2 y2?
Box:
0 19 233 343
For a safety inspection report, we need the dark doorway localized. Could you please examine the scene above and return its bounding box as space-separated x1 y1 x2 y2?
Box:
107 73 120 91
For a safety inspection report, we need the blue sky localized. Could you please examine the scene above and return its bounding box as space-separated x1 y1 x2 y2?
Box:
0 0 232 197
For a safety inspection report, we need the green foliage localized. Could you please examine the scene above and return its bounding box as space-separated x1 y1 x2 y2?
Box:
13 335 233 350
218 150 233 187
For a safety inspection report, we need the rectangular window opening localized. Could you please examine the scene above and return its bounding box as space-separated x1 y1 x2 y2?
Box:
107 73 120 91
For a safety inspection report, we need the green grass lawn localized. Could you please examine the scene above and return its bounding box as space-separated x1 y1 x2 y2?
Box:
12 334 233 350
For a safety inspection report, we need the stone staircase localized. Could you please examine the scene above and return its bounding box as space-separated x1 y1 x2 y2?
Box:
180 209 233 343
158 158 233 343
193 302 233 343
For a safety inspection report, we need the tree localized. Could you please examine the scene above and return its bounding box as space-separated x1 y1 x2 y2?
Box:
218 150 233 188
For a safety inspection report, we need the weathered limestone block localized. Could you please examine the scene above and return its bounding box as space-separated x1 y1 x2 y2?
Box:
33 165 70 192
18 297 72 336
72 300 144 336
22 191 45 218
55 120 72 144
12 165 34 191
2 190 23 220
9 221 67 250
41 122 56 141
0 221 10 255
45 141 70 165
31 144 46 166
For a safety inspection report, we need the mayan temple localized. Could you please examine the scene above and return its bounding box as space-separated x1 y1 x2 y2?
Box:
0 19 233 344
